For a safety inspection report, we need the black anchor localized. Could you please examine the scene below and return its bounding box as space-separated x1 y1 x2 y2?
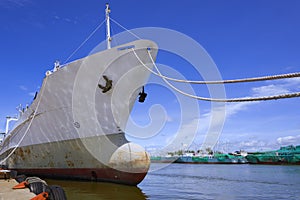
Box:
98 75 112 93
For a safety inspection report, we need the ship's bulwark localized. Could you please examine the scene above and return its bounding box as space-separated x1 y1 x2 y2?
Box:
0 40 158 185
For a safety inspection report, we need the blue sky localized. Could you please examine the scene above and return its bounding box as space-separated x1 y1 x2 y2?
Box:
0 0 299 152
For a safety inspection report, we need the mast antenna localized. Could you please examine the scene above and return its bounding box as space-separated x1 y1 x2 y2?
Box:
105 3 111 49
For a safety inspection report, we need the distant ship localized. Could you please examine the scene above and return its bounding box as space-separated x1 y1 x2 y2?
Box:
150 155 179 163
175 153 241 164
246 145 300 165
151 152 248 164
0 4 158 185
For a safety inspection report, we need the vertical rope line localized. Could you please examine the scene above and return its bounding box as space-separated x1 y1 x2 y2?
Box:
63 19 106 64
110 17 142 40
0 76 49 164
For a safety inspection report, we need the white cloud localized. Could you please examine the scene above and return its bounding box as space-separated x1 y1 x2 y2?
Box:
223 77 300 119
236 134 300 152
252 84 290 96
53 15 78 25
19 85 37 97
0 0 32 7
28 92 36 97
239 140 266 148
64 18 71 23
217 131 300 153
221 139 275 152
199 81 294 141
251 77 300 97
284 77 300 88
164 118 200 151
195 77 300 151
196 101 260 150
19 85 27 91
131 77 300 153
277 135 300 145
226 101 257 116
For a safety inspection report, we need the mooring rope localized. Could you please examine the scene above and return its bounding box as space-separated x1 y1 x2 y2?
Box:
134 60 300 84
109 17 300 84
132 48 300 102
0 76 48 164
134 49 300 84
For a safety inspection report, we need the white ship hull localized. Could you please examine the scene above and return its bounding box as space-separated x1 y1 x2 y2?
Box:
0 39 158 185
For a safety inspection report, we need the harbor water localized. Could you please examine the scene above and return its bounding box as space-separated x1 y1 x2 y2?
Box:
46 163 300 200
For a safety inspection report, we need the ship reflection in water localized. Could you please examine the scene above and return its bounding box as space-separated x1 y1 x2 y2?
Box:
46 179 147 200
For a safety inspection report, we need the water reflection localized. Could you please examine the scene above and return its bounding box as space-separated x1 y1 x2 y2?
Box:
44 164 300 200
46 179 147 200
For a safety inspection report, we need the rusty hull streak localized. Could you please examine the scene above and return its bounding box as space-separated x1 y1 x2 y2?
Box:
14 148 25 160
66 160 75 167
3 138 150 185
109 151 150 173
48 161 55 168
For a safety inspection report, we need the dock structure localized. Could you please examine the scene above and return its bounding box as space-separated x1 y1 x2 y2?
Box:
0 179 35 199
0 169 67 200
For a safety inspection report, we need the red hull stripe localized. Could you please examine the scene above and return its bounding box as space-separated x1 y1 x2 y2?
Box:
11 168 147 186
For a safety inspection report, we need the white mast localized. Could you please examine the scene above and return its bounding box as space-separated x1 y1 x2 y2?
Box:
5 116 18 134
105 3 111 49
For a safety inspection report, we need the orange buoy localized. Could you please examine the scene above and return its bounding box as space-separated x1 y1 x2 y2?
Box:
30 192 49 200
12 181 28 189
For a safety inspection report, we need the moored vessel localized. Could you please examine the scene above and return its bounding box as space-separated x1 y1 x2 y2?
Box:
246 145 300 165
0 4 158 185
176 153 239 164
150 155 179 163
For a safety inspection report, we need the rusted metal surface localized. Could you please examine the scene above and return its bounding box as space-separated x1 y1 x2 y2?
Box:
109 143 150 173
2 135 150 185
